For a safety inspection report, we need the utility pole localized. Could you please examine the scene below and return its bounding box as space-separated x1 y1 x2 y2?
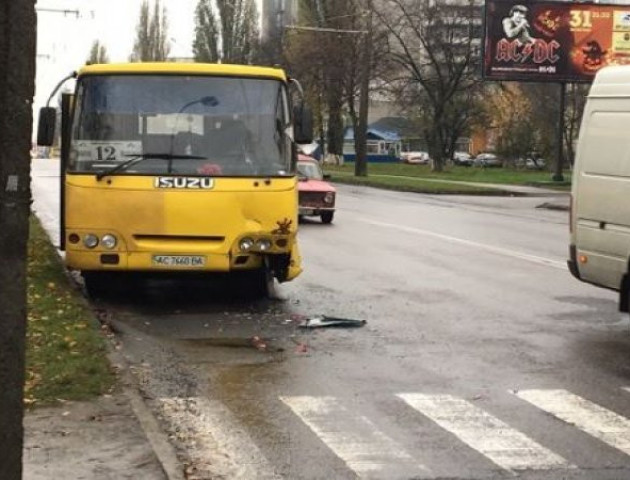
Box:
355 1 373 177
0 1 37 479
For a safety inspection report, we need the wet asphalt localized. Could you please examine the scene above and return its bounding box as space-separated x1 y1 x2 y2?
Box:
31 160 630 480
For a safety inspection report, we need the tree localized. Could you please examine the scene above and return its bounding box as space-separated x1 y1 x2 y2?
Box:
0 1 36 478
193 0 219 62
130 0 171 62
286 1 369 161
376 0 483 171
341 0 392 176
487 83 537 165
87 40 109 64
563 83 589 166
521 82 588 168
193 0 259 64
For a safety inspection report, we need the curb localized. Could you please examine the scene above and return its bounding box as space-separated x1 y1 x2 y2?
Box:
100 315 186 480
62 268 185 480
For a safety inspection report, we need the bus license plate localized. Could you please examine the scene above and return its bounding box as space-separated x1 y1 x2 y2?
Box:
152 255 206 268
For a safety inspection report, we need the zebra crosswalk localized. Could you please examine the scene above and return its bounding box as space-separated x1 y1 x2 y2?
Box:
278 387 630 479
397 393 570 472
516 389 630 457
279 396 429 478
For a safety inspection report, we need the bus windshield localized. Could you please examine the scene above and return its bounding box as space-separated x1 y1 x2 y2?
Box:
69 74 293 177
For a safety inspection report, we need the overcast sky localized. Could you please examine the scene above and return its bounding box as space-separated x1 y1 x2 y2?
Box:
34 0 263 131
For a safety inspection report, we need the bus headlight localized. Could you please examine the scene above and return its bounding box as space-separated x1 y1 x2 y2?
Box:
83 234 99 249
256 238 272 251
239 237 255 252
324 192 335 204
101 234 117 249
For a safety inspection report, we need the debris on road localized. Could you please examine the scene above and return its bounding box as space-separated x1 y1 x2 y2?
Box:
298 315 366 329
250 336 267 351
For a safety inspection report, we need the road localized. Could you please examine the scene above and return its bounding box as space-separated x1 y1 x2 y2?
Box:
31 159 630 480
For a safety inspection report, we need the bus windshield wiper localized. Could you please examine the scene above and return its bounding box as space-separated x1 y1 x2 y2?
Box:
95 153 206 181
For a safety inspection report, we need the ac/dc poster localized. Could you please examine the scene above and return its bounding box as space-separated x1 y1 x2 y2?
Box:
483 0 630 82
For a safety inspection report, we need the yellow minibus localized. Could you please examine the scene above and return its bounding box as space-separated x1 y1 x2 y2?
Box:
37 62 313 297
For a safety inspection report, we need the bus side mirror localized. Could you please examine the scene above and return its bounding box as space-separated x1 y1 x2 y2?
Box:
37 107 57 146
293 104 313 144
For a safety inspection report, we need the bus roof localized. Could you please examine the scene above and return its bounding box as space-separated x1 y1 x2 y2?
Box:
78 62 288 82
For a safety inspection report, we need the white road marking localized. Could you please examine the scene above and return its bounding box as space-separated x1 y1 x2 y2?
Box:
515 389 630 456
158 397 281 479
358 218 566 270
398 393 570 471
280 395 429 478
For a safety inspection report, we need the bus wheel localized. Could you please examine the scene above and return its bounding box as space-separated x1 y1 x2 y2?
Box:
82 272 112 299
321 211 334 224
244 266 275 299
259 266 276 298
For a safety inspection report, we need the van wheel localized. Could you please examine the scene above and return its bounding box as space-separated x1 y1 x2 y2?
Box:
620 273 630 313
321 211 334 224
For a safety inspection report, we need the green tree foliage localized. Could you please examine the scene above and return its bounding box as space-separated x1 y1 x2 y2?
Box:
130 0 171 61
87 40 109 64
193 0 259 64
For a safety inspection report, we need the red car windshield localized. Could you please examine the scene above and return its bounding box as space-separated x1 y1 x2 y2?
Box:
297 161 323 181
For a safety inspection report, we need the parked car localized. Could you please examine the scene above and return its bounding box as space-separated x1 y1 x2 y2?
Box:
452 151 473 166
473 153 502 167
297 154 336 224
401 151 431 165
516 155 547 170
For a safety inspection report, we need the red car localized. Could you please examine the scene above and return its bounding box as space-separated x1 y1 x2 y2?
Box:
297 154 336 224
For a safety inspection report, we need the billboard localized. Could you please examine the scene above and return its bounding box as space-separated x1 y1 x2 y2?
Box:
483 0 630 82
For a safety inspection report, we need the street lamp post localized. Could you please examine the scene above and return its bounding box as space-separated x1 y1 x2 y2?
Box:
553 82 566 182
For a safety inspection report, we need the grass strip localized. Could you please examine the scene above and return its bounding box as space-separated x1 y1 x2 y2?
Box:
26 215 115 407
328 173 505 195
324 163 571 188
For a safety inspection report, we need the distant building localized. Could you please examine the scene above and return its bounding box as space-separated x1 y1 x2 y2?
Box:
343 125 402 163
261 0 298 42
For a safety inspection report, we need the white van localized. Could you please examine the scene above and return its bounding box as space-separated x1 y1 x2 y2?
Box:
569 65 630 312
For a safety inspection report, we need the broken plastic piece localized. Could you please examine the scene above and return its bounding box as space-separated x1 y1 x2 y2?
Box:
298 315 366 329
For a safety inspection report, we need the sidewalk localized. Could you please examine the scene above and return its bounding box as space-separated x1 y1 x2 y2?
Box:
22 329 182 480
24 392 167 480
26 158 181 480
